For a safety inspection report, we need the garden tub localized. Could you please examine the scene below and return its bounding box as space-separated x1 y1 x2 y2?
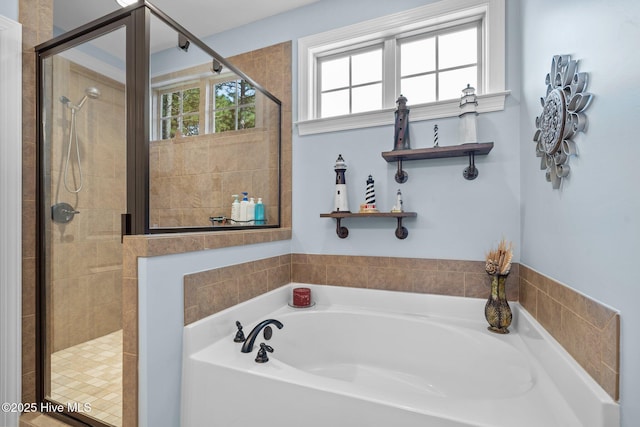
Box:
181 284 618 427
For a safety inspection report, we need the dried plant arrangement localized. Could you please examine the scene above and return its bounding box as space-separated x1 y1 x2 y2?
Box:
485 238 513 275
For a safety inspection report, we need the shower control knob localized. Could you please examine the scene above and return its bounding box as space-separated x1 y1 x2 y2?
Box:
51 202 80 224
255 343 273 363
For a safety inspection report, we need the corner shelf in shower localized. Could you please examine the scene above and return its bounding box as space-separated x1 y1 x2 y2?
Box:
320 212 417 240
381 142 494 182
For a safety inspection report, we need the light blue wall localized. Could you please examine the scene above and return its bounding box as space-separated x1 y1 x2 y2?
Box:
519 1 640 425
0 0 18 21
143 0 639 424
198 0 522 261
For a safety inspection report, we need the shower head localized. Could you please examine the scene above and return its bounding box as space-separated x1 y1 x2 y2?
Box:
85 86 101 99
76 86 101 110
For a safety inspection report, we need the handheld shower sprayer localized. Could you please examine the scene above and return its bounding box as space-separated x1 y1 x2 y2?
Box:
61 86 101 111
59 86 101 194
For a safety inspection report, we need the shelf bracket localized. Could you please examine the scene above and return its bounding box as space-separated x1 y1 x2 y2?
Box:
395 217 409 239
463 151 479 180
395 158 408 183
334 217 349 239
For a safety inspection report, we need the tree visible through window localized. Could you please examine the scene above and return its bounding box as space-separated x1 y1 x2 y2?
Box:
212 79 256 132
160 87 200 139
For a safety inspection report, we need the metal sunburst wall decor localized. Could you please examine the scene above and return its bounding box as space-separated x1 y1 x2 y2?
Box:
533 55 593 189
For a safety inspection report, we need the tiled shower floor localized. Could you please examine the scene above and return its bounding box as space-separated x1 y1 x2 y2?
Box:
50 329 122 426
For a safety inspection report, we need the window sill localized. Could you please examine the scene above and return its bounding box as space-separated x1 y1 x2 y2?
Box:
296 90 510 136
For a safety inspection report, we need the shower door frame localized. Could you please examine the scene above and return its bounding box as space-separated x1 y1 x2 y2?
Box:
35 7 146 426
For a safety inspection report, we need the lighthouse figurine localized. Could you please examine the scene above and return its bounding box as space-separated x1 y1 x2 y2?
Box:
360 175 379 213
393 95 410 151
459 84 479 143
333 154 350 212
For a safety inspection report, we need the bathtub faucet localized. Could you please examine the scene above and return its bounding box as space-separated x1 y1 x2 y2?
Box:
241 319 284 353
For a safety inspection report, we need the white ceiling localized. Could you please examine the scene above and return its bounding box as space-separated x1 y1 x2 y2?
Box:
54 0 319 54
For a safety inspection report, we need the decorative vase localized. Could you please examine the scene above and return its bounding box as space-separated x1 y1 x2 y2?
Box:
484 274 512 334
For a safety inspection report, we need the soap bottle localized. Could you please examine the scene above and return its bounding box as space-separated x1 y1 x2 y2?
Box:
255 198 265 225
239 192 249 225
231 194 240 224
247 197 256 225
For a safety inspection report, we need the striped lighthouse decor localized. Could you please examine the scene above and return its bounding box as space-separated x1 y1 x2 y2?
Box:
360 175 379 213
433 124 439 147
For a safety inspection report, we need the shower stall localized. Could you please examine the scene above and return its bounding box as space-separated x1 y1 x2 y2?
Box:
36 3 282 426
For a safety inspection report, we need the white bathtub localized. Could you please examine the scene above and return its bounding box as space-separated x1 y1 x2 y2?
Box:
181 284 619 427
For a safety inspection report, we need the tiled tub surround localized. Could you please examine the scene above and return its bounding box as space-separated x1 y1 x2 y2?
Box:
182 284 619 427
184 254 292 324
291 254 519 300
519 265 620 400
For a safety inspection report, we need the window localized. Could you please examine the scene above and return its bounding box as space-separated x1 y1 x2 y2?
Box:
211 79 256 132
298 0 507 135
154 77 257 140
399 24 479 104
319 47 383 117
159 86 200 139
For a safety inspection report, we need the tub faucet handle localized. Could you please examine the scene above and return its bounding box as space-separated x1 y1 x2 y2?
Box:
233 321 246 342
255 343 273 363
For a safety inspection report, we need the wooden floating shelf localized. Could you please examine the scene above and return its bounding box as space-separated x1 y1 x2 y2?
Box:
320 212 417 240
381 142 494 182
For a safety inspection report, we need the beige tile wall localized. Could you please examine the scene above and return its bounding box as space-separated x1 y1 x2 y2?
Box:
149 126 279 228
291 254 520 300
182 254 519 327
184 255 292 324
519 265 620 400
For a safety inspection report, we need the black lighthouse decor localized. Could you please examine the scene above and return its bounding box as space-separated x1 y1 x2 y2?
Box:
393 94 410 151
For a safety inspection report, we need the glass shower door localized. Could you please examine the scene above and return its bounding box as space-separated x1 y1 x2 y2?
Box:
41 25 126 427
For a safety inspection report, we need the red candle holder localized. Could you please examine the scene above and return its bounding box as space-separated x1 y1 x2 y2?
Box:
293 287 311 307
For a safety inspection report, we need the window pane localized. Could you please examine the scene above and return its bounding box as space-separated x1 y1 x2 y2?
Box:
215 108 236 132
215 81 237 108
439 28 477 69
352 49 382 85
321 89 349 117
182 88 200 114
352 83 382 114
439 66 477 100
161 93 171 117
238 80 256 106
161 117 178 139
182 115 199 136
238 106 256 129
171 92 180 116
401 74 436 105
321 57 349 91
400 37 435 76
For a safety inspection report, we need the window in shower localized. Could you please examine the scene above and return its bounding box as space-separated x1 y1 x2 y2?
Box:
159 84 201 138
211 78 256 132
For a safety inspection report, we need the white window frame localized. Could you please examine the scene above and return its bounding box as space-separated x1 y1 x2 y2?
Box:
157 83 202 139
297 0 508 136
